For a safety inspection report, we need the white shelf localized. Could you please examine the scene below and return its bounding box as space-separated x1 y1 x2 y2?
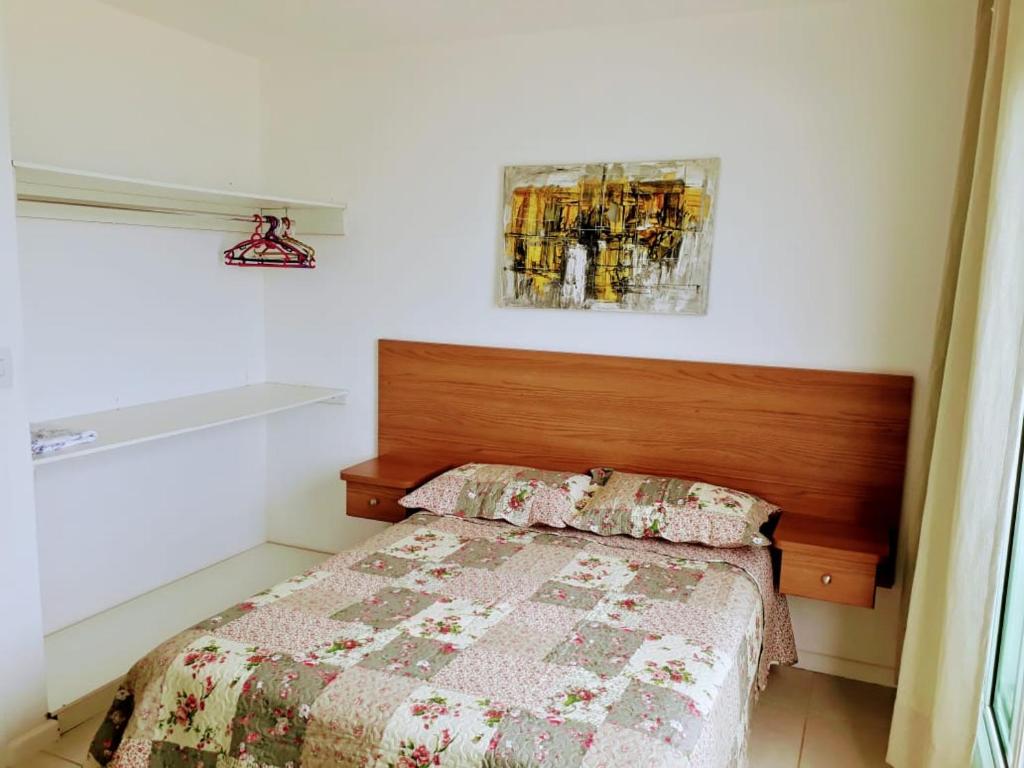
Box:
45 542 330 711
13 162 345 235
32 382 347 465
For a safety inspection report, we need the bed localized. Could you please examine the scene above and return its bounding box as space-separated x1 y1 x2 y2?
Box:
86 511 794 768
84 339 913 768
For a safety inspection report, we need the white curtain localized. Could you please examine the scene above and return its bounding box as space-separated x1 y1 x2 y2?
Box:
888 0 1024 765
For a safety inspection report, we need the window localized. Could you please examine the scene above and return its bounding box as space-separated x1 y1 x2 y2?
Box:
977 418 1024 767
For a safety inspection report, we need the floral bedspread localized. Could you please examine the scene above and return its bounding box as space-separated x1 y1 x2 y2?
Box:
87 512 796 768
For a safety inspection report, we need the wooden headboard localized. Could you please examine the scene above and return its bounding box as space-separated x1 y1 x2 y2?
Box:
378 339 913 551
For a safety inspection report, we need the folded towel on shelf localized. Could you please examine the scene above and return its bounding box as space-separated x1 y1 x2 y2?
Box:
31 426 98 456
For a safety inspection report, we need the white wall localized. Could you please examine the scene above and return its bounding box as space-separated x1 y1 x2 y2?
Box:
0 1 48 749
3 0 270 643
259 0 975 684
5 0 261 190
18 223 266 421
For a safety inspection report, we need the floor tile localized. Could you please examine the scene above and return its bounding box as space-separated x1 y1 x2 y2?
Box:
758 665 819 717
799 715 891 768
43 715 102 765
808 674 895 725
749 704 805 768
15 753 79 768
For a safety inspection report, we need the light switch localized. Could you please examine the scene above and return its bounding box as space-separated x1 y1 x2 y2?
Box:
0 347 11 389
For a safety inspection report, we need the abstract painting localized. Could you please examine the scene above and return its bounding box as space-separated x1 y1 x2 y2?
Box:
499 158 719 314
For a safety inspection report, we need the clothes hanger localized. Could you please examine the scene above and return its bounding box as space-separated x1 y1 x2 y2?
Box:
223 214 315 268
280 216 316 263
262 215 316 267
223 214 270 265
263 215 308 259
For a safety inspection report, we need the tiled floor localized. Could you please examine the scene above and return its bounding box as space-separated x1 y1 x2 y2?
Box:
18 667 893 768
750 666 896 767
17 713 103 768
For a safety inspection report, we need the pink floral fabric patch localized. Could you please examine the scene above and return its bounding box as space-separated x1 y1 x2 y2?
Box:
398 463 593 529
567 470 778 548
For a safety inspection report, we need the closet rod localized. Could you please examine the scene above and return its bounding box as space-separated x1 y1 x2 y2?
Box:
13 163 346 235
19 194 268 222
16 194 343 235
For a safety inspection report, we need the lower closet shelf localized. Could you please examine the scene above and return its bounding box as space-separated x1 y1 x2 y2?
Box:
32 382 348 465
44 542 330 713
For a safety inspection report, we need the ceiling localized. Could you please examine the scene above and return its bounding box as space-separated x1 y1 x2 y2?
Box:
97 0 842 58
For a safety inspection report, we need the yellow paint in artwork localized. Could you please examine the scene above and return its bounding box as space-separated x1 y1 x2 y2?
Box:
506 172 709 301
683 187 706 223
502 160 717 312
592 245 628 302
527 242 550 292
508 185 572 293
522 190 544 289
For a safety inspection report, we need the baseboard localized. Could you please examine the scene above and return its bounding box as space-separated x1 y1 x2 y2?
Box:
795 649 897 687
3 717 59 768
54 677 123 732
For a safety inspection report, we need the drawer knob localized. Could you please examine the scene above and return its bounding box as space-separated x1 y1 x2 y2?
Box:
821 573 833 586
368 497 379 507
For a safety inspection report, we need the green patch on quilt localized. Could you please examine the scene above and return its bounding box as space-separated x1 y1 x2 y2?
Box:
544 621 646 678
358 633 460 680
628 564 704 601
349 552 420 578
228 657 336 764
530 580 604 611
191 601 258 632
330 587 436 629
480 709 595 767
605 679 702 752
148 741 219 768
443 539 524 570
707 560 740 576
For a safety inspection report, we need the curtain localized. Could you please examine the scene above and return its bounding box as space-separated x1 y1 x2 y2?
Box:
888 0 1024 765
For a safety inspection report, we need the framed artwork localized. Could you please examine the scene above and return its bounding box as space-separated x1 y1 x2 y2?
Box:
500 158 719 314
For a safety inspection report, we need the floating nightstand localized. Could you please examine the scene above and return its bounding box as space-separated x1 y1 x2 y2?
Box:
340 454 451 523
774 514 890 608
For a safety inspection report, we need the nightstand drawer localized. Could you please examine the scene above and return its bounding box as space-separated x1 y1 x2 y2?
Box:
341 455 450 524
780 551 877 608
346 483 407 523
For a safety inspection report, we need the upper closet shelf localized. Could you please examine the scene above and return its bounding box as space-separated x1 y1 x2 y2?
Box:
32 383 348 466
13 162 345 235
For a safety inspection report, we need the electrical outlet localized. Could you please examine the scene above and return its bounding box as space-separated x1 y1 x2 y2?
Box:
0 347 11 389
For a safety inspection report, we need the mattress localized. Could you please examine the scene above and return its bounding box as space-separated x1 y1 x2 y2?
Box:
86 511 796 768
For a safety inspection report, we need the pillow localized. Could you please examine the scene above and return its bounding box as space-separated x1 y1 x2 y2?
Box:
566 468 777 547
398 463 593 528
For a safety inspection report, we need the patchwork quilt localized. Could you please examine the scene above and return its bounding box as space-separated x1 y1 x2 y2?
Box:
87 512 796 768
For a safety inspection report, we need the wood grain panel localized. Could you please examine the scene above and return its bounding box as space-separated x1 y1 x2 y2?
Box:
778 550 878 608
377 340 913 561
341 455 454 489
345 485 407 524
774 514 890 561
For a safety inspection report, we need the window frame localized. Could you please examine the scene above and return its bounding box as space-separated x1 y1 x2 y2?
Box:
976 356 1024 768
